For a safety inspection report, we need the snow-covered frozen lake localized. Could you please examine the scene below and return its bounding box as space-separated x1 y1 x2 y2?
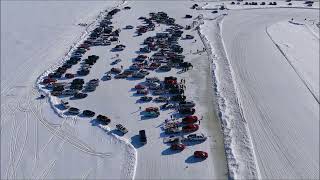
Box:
1 0 319 179
220 8 319 179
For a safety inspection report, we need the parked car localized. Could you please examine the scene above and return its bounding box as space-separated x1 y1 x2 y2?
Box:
116 124 128 134
114 73 128 79
73 93 88 99
51 91 62 96
68 107 80 115
182 115 198 124
171 143 185 151
179 107 195 115
97 114 111 124
140 96 153 102
185 34 194 39
144 111 160 117
125 25 134 29
111 59 122 65
65 73 75 79
83 110 95 117
113 44 126 51
42 78 56 84
179 101 196 108
194 151 208 159
137 89 148 95
186 133 207 141
158 65 171 71
145 107 159 112
111 67 122 74
154 96 168 102
182 124 199 132
63 89 78 96
153 89 166 95
185 14 192 18
139 130 147 144
163 135 182 143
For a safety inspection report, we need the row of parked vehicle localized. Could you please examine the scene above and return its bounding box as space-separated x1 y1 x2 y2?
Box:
139 12 208 159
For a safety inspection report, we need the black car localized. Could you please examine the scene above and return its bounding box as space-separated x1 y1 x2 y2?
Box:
97 114 111 124
77 69 90 76
73 92 87 99
140 96 153 102
72 78 84 84
139 130 147 144
82 110 95 117
179 107 195 115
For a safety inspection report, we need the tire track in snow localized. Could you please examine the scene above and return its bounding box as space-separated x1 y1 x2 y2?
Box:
265 27 320 104
5 104 19 180
10 111 29 179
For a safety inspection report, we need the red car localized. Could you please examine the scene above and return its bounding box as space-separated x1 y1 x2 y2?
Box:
135 84 146 89
170 143 185 151
182 124 199 132
42 78 57 84
194 151 208 159
182 116 198 124
145 107 159 112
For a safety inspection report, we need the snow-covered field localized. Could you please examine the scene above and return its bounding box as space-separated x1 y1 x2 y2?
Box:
267 20 319 102
1 0 319 179
2 1 227 179
1 1 138 179
200 5 319 179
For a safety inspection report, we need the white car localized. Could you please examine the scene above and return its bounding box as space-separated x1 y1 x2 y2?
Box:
185 133 207 141
163 136 182 143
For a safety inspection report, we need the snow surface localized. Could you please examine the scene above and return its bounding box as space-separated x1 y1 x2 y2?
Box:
203 0 320 10
267 20 319 103
2 0 319 179
2 1 228 179
1 1 137 179
200 7 319 179
38 1 228 179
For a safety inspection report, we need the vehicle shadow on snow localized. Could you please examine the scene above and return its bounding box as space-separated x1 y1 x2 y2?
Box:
54 104 68 111
90 119 109 127
185 155 205 163
130 135 144 149
161 146 181 155
108 129 124 137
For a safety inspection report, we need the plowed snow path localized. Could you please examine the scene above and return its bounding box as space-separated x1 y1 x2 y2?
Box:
221 8 319 179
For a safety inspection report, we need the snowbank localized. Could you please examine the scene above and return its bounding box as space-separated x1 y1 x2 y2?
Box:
219 8 319 179
199 15 260 179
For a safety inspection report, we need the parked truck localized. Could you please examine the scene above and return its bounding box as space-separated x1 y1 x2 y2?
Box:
139 130 147 144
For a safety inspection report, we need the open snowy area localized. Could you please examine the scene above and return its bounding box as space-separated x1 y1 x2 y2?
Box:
1 0 319 180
